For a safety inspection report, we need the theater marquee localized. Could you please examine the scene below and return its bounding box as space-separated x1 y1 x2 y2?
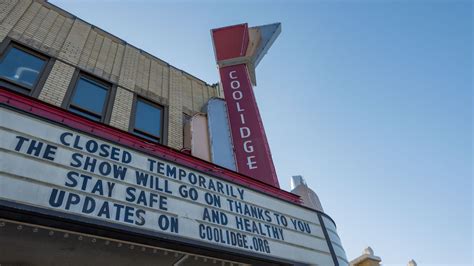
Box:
0 106 341 265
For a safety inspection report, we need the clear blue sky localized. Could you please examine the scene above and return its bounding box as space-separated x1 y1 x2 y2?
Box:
51 0 473 265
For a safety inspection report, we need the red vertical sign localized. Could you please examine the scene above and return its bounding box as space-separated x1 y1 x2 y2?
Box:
212 23 280 187
219 64 279 187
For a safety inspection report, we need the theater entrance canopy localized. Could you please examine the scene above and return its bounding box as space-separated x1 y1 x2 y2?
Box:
0 89 345 265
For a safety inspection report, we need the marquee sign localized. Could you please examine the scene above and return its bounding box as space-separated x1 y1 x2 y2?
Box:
0 106 345 265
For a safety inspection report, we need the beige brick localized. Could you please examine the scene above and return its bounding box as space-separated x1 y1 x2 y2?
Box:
58 19 91 65
23 5 48 42
142 56 151 90
148 60 161 96
0 0 17 22
192 80 204 112
87 32 103 70
0 0 31 42
118 45 139 90
136 53 151 91
167 68 184 149
103 41 117 76
95 36 111 72
135 53 146 90
43 13 63 50
182 76 192 112
38 60 75 106
78 29 96 69
49 16 73 55
202 83 209 102
11 1 39 37
109 86 133 131
162 65 170 100
111 43 124 83
34 9 58 48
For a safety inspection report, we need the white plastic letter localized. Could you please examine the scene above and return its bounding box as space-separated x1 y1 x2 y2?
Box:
240 127 251 138
229 70 238 79
243 140 254 153
231 80 240 89
246 156 258 169
232 90 243 100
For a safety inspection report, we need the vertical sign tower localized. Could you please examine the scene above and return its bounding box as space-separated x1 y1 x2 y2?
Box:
211 23 281 187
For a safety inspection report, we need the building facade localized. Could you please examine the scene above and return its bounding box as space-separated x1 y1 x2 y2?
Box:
0 1 348 265
0 0 221 150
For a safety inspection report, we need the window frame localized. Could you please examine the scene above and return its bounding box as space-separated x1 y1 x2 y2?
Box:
63 71 115 123
0 38 54 97
129 95 166 144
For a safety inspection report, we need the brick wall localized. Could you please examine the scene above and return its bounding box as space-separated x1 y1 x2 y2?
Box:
0 0 220 149
109 87 134 131
38 60 74 106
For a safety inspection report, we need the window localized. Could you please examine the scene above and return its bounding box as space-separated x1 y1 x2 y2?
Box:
131 98 164 143
0 44 48 95
67 74 111 122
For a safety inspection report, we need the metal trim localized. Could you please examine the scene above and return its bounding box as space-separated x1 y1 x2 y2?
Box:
0 200 289 266
318 213 339 266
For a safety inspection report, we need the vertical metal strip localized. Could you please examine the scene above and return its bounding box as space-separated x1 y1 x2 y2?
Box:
318 213 339 266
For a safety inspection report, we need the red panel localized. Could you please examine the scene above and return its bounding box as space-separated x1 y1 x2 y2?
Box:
219 64 279 188
211 24 249 61
0 88 298 203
